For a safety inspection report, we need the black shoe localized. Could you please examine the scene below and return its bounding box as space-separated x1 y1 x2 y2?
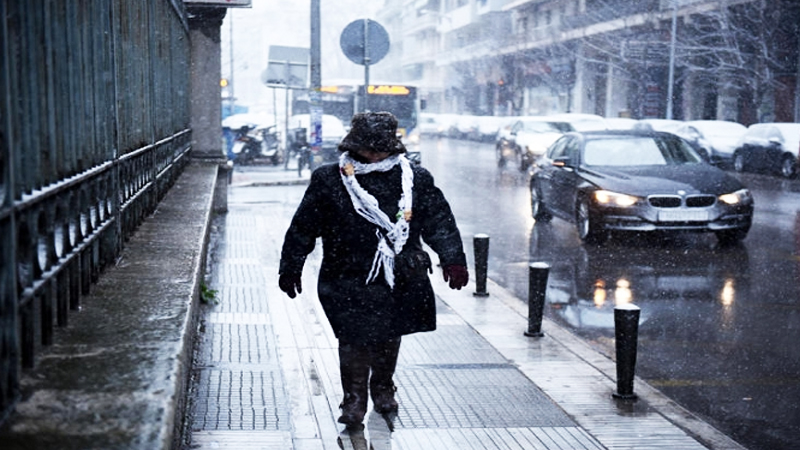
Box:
370 383 398 414
338 392 368 425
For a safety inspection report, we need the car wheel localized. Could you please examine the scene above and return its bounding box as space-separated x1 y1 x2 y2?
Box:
576 197 606 245
530 184 552 222
715 228 748 246
733 152 746 173
780 155 796 178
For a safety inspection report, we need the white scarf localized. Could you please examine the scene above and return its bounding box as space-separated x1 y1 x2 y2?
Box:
339 151 414 289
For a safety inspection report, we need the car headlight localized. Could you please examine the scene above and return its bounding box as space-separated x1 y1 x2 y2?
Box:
719 189 752 205
594 190 639 207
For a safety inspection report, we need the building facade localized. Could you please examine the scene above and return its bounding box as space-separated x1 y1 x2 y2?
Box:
377 0 800 123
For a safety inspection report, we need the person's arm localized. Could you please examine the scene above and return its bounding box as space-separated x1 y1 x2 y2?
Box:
278 170 327 297
414 168 468 289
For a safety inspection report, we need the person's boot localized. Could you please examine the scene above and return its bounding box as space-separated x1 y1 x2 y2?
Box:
338 342 370 426
369 338 401 414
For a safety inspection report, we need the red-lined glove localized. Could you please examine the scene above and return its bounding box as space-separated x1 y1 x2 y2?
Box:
278 273 302 298
442 265 469 290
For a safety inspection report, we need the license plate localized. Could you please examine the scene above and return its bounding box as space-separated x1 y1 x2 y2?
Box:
658 209 708 222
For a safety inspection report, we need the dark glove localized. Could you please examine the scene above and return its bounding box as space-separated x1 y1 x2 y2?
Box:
442 265 468 290
278 273 302 298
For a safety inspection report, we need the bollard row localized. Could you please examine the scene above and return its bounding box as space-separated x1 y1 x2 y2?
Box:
471 237 640 400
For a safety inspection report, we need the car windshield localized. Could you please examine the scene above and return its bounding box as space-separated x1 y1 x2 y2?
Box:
583 136 703 166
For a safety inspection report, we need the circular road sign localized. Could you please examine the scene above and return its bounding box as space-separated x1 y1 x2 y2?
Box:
340 19 390 66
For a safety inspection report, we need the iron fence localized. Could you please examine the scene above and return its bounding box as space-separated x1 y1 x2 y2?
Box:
0 0 191 422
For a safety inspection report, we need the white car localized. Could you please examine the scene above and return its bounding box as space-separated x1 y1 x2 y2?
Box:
417 113 441 136
674 120 747 166
496 116 574 170
733 122 800 178
287 114 347 163
475 116 514 142
454 115 480 140
546 113 608 132
633 118 684 134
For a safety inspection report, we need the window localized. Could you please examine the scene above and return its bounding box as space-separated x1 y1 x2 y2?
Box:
517 16 528 35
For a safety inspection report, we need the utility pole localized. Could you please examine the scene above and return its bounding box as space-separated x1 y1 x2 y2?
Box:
229 14 235 113
666 0 677 120
310 0 321 89
309 0 323 162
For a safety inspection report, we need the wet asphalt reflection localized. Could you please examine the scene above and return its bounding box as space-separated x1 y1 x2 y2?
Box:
419 136 800 450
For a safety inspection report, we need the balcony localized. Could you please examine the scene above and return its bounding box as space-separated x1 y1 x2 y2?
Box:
436 39 497 65
561 0 660 30
404 11 438 35
402 44 440 66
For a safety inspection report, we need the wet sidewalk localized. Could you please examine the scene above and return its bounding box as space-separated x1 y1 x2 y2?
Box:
184 165 746 450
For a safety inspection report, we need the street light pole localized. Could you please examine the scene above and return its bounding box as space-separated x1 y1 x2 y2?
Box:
310 0 321 89
666 0 677 120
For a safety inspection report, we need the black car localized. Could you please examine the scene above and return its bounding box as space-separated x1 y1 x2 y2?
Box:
732 123 800 178
530 130 754 245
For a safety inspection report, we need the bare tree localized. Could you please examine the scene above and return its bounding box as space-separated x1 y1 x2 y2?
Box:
546 0 799 120
676 0 800 121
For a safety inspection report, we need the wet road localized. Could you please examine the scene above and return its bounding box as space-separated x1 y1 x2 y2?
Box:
417 137 800 450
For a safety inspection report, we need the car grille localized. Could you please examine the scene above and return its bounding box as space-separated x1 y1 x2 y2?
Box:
648 194 716 208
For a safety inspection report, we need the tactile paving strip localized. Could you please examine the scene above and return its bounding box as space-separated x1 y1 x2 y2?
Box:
395 305 576 430
190 366 290 431
395 364 575 429
196 322 277 365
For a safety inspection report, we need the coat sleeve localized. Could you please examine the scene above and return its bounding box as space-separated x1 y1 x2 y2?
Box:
414 167 467 267
279 169 328 275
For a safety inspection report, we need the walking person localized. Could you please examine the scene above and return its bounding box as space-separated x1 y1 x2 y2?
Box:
278 111 469 427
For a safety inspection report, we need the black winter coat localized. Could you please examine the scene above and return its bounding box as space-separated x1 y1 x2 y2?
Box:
279 162 466 343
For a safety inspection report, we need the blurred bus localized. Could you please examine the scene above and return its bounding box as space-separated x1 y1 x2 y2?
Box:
293 79 421 141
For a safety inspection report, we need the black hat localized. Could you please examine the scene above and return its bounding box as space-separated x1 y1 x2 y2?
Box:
338 111 406 154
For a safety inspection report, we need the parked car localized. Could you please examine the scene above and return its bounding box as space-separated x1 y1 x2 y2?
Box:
287 114 347 164
417 113 441 136
435 113 460 138
546 113 608 132
529 130 754 245
453 115 480 140
633 118 683 134
634 119 710 161
674 120 747 166
496 117 574 170
732 122 800 178
476 116 513 142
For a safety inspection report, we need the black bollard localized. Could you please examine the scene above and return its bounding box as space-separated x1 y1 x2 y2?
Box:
473 234 490 297
524 262 549 337
613 303 641 400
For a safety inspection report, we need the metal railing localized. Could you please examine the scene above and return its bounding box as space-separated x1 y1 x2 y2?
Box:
0 0 191 422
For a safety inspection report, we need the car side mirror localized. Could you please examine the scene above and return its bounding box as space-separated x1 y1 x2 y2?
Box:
553 156 571 167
